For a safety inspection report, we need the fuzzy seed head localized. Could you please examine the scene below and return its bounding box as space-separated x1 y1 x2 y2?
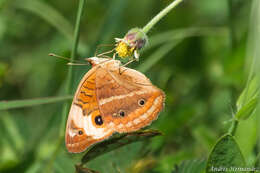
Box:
115 41 135 58
115 28 148 59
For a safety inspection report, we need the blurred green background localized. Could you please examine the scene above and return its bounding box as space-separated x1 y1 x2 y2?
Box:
0 0 259 172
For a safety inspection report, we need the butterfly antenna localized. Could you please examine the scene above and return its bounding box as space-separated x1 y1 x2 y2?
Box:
67 62 88 66
95 44 114 57
49 53 86 64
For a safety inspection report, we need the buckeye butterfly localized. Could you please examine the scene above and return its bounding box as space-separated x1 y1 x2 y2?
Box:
65 57 165 153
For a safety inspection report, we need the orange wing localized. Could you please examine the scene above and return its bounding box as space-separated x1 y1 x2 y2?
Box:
74 71 99 115
95 66 165 133
65 68 112 153
65 58 165 153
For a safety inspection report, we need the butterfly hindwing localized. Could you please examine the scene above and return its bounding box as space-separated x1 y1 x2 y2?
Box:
96 66 165 133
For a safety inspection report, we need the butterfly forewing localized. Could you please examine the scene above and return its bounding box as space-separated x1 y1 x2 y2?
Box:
65 68 112 153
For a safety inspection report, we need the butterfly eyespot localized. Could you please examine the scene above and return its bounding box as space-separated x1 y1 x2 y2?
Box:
95 115 103 125
138 99 145 106
78 130 83 135
119 110 125 117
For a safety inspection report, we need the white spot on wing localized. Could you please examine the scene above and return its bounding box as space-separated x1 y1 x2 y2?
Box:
140 113 148 120
67 104 85 137
108 122 115 128
117 124 124 129
99 90 148 105
84 114 110 139
126 122 133 128
130 95 162 127
133 118 141 125
68 105 110 139
147 97 159 114
69 130 76 137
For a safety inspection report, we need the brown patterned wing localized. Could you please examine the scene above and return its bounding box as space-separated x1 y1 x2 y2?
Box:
96 66 165 133
65 67 112 153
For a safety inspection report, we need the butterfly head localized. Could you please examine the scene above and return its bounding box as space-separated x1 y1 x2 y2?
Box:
87 57 121 68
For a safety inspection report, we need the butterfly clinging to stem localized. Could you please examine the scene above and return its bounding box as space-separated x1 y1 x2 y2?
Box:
65 57 165 153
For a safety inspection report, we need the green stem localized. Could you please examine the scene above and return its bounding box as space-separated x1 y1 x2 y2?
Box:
142 0 183 34
44 1 86 172
228 119 239 136
60 0 86 137
0 95 72 110
228 0 237 49
242 0 259 109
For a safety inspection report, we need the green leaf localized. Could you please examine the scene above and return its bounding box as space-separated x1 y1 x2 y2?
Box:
0 95 72 110
172 159 206 173
81 129 162 164
235 76 259 120
235 97 258 120
206 134 246 173
235 114 258 161
236 76 259 110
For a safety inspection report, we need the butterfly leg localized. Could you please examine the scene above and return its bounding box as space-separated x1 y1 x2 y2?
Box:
112 52 116 60
98 54 112 59
97 49 115 58
121 59 135 67
118 59 135 75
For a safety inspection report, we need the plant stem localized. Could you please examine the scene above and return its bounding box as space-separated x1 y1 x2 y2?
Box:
0 95 72 110
44 1 86 172
228 119 239 136
243 0 259 108
142 0 183 34
59 0 86 137
228 0 237 49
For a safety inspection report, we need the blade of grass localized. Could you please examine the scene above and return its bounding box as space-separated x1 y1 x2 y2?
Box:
227 0 237 49
0 112 25 156
14 0 74 41
228 0 260 135
60 0 86 139
137 41 180 73
0 96 72 110
89 0 128 55
229 1 260 135
247 0 260 161
43 1 86 172
146 27 228 51
138 27 228 73
244 0 260 110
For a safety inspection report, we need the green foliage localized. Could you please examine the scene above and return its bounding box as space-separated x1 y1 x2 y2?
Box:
14 0 74 41
0 0 259 172
172 159 206 173
81 129 162 164
206 134 246 173
76 165 99 173
236 76 259 120
0 96 72 110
